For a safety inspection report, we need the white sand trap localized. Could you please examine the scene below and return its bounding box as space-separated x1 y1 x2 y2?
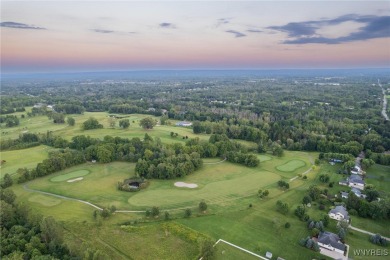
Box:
67 177 83 183
174 182 198 188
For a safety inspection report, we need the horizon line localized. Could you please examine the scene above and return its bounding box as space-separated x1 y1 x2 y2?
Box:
2 67 390 76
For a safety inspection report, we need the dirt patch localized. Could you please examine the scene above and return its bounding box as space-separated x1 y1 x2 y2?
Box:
67 177 84 183
174 182 198 188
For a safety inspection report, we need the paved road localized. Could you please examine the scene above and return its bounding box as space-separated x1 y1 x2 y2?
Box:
349 225 390 241
378 79 389 121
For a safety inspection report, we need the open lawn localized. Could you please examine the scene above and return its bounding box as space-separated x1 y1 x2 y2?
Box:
214 241 260 260
365 164 390 194
0 145 50 178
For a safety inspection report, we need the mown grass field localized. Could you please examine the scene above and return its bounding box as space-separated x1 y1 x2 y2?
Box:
214 241 260 260
365 164 390 194
0 145 50 178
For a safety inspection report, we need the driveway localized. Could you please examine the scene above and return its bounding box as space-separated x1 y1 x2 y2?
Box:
320 246 349 260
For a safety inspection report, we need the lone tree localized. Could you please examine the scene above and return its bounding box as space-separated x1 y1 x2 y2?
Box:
302 195 312 206
119 119 130 129
151 206 160 217
199 201 208 213
184 208 192 218
139 117 157 130
199 240 215 260
67 117 75 126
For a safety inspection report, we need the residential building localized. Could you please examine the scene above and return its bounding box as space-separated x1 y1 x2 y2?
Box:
328 206 350 222
317 231 346 254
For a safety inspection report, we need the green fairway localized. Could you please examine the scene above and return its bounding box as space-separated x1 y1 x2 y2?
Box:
50 169 90 182
0 145 49 178
258 154 272 162
28 194 62 206
276 159 306 172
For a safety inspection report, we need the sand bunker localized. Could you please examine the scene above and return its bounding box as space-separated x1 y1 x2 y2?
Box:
174 182 198 188
67 177 83 183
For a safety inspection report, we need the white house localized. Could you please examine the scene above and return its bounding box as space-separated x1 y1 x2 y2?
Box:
175 121 192 127
348 174 365 190
328 206 350 222
317 231 346 254
351 165 363 175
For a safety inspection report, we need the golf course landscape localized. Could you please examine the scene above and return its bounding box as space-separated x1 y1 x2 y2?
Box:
1 110 389 260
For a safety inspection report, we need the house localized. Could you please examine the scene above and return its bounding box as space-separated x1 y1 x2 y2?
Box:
175 121 192 127
340 188 366 199
351 187 366 198
339 174 365 190
328 206 350 222
351 165 363 175
348 174 365 190
339 180 349 186
340 192 349 199
317 231 346 254
265 251 272 259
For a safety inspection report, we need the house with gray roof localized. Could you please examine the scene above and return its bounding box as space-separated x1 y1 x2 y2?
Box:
328 206 350 222
317 231 346 254
348 174 365 190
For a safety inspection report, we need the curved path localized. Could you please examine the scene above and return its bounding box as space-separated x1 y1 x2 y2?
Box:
349 225 390 241
203 157 226 165
289 155 315 182
23 184 144 213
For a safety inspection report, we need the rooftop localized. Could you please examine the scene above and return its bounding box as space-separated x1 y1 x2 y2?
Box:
318 231 346 252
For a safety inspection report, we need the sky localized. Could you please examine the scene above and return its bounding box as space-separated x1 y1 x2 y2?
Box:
1 0 390 73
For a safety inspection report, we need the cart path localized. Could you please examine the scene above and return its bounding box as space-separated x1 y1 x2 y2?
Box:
289 154 315 182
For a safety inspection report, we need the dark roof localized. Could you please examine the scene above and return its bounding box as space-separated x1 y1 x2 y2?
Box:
349 174 364 184
318 232 346 251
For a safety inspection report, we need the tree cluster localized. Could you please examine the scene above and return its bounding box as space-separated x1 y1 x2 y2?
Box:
277 180 290 190
276 200 289 215
82 117 103 130
346 192 390 220
370 234 389 247
0 115 20 127
0 188 75 259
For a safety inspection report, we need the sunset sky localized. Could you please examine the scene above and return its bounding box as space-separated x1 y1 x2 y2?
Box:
1 1 390 73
